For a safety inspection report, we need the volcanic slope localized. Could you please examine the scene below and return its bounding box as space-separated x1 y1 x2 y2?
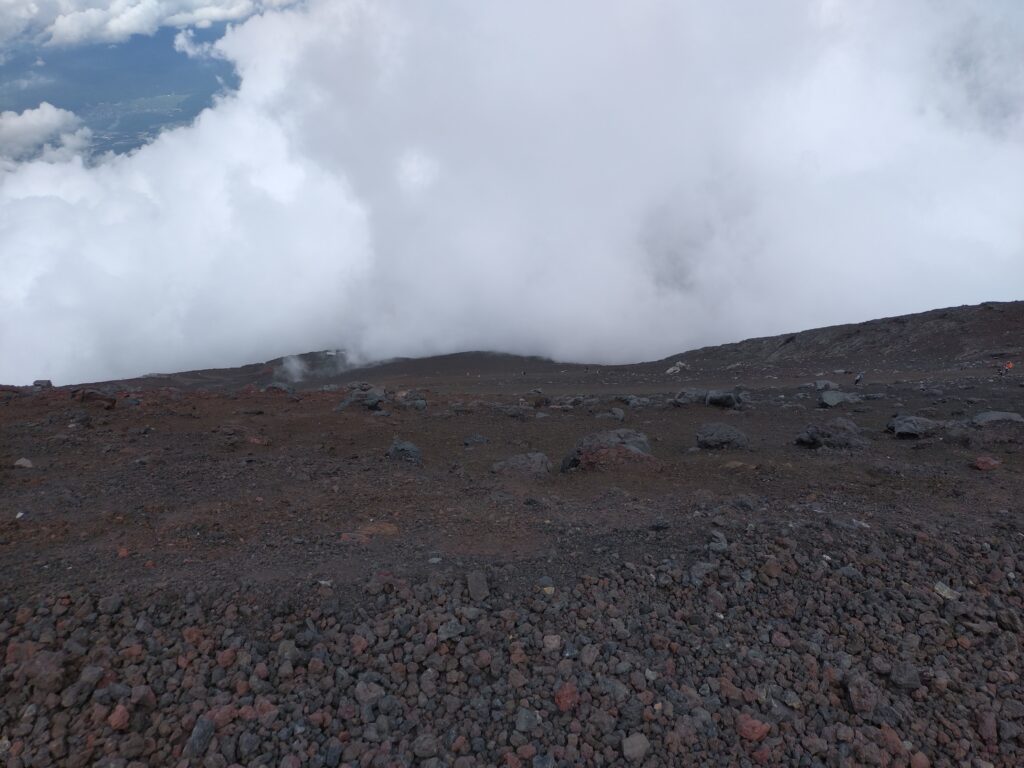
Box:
1 300 1023 767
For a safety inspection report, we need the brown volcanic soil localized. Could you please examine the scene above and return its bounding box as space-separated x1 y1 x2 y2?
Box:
0 300 1022 767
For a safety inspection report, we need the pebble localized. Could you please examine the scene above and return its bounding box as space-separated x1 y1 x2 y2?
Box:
621 733 650 761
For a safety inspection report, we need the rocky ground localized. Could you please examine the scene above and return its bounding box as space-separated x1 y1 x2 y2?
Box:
1 301 1023 767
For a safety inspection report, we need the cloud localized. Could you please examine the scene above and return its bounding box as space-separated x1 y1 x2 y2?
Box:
0 102 90 163
1 0 1023 384
173 28 218 58
0 1 299 49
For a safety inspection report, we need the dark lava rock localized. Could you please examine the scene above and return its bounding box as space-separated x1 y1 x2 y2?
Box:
386 439 422 465
889 661 922 691
466 571 490 602
183 716 215 758
98 595 123 614
846 676 880 714
705 390 742 408
491 452 552 476
819 390 861 408
335 384 388 412
796 418 868 450
673 388 708 405
621 732 651 761
561 429 653 472
696 422 750 450
887 415 942 439
972 411 1024 427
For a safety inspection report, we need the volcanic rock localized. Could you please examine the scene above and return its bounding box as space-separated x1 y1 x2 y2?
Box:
696 422 750 450
560 429 653 472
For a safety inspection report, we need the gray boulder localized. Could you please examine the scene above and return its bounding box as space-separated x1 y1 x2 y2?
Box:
796 418 869 450
386 439 422 464
492 453 552 476
673 388 708 405
705 390 742 408
887 415 942 439
972 411 1024 427
696 423 750 450
335 384 388 412
819 390 861 408
561 429 653 472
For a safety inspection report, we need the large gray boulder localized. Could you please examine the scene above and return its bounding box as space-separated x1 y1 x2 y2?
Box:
796 418 868 450
696 423 750 450
887 415 942 439
972 411 1024 427
492 453 552 476
561 429 653 472
335 383 388 412
673 388 708 405
386 439 422 464
819 390 861 408
705 390 742 408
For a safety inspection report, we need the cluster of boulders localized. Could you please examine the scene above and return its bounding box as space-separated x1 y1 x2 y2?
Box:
335 385 427 416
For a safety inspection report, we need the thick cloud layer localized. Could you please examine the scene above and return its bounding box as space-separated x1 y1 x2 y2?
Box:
0 0 297 49
1 0 1023 384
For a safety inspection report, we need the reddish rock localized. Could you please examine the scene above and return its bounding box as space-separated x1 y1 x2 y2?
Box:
554 681 579 712
719 677 743 702
107 704 130 731
736 713 771 742
120 644 144 663
974 456 1001 471
216 648 237 668
5 641 38 664
182 626 203 645
516 743 537 759
210 705 237 729
846 676 880 714
880 724 906 755
351 635 369 655
977 710 997 745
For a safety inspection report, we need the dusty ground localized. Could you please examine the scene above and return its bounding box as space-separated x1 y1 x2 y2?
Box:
0 301 1022 767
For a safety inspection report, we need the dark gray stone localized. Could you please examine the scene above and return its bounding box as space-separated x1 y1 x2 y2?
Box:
386 439 422 465
183 717 215 758
491 452 552 476
705 390 742 408
819 390 861 408
972 411 1024 427
466 571 490 602
696 422 750 450
887 415 942 439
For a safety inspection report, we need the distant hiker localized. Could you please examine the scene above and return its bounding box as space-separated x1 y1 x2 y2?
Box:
999 361 1014 376
854 371 864 386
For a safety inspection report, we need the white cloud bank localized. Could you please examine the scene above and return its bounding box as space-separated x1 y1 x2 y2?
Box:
1 0 1023 384
0 102 90 164
0 0 298 48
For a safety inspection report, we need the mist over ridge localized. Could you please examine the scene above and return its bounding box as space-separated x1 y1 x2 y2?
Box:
1 0 1023 384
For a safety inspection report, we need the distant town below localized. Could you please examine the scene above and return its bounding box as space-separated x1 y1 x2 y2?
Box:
0 25 236 155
